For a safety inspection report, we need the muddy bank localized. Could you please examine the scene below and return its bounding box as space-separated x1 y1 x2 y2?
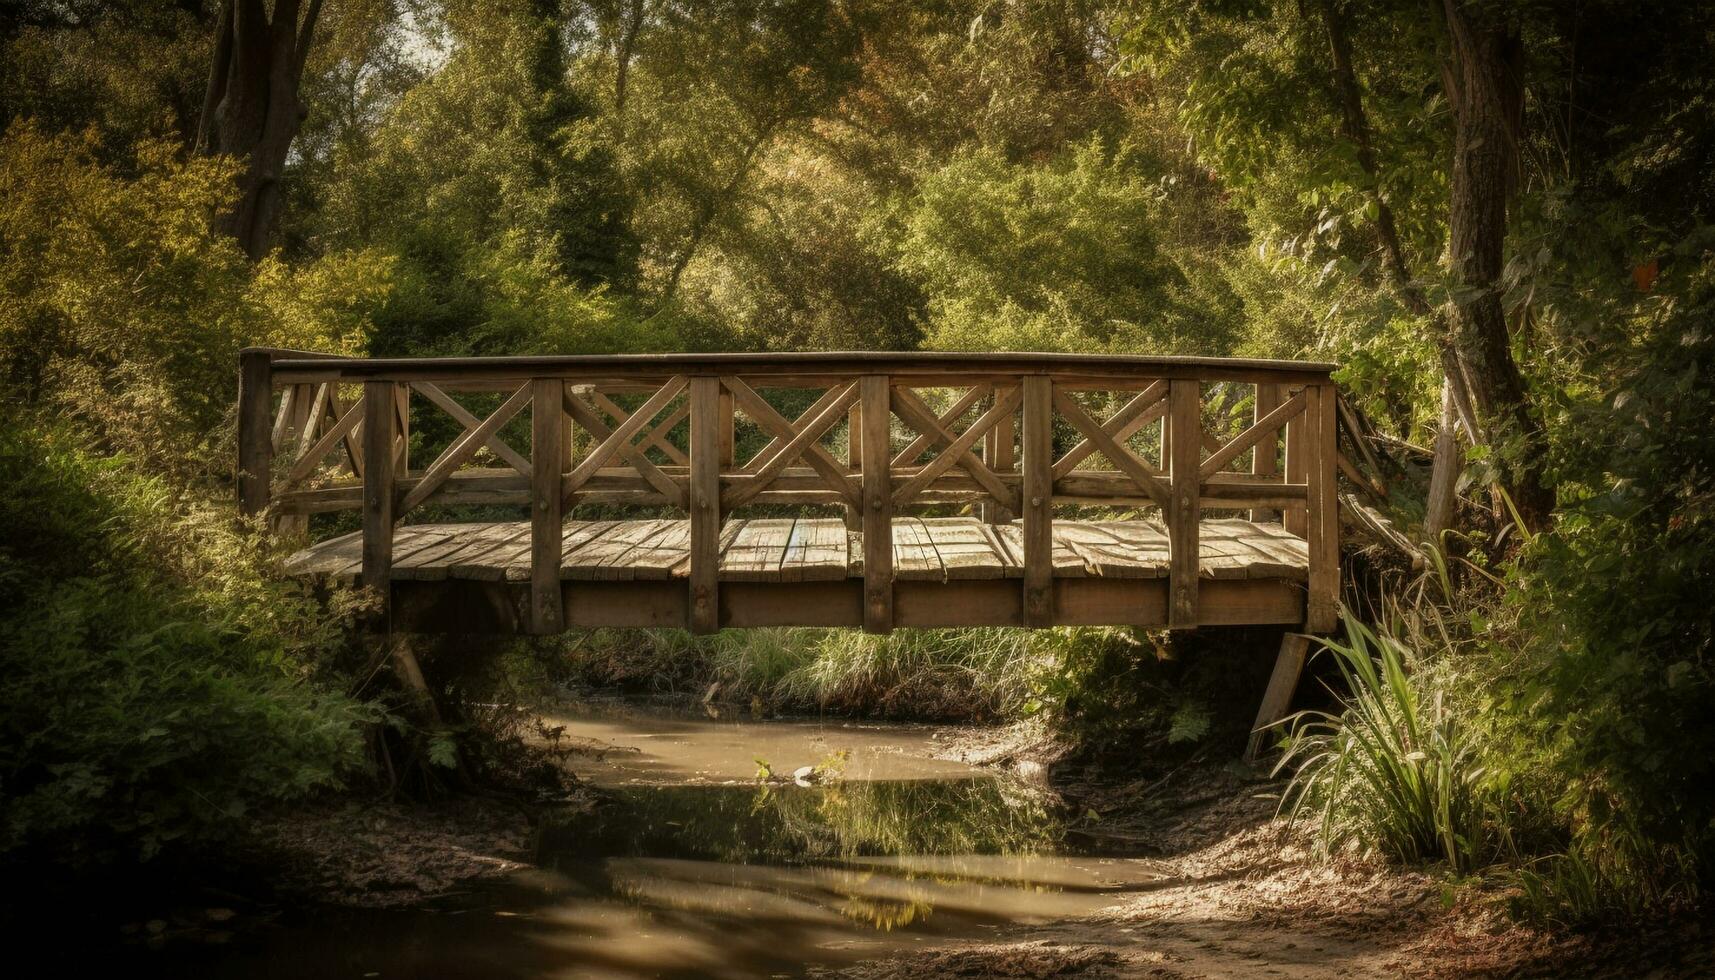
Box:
839 732 1715 979
45 698 1712 978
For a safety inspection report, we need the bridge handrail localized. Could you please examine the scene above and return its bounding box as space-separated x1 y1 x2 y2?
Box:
237 348 1339 635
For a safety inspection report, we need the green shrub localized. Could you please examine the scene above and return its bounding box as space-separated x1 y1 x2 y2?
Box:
0 416 374 861
1277 612 1512 873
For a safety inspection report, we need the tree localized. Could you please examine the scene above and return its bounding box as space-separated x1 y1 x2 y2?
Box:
1435 0 1553 531
197 0 325 259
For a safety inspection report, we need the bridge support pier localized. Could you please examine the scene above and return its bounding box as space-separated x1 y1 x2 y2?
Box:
1246 631 1313 762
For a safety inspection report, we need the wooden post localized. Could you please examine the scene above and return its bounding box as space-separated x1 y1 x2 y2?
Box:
981 387 1016 524
844 399 863 532
860 376 894 633
361 380 398 600
1284 386 1308 537
1167 379 1201 628
1250 383 1282 523
1021 376 1053 627
237 349 273 519
1305 384 1340 633
689 377 722 634
1246 632 1313 762
529 379 565 635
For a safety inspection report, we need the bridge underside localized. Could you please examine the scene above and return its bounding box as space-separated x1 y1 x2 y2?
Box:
286 517 1310 632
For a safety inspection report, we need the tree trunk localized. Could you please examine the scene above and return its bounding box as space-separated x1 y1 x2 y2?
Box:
1439 0 1554 531
197 0 323 261
1316 0 1482 534
1424 376 1462 545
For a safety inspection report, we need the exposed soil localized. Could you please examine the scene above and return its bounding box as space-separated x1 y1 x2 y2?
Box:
829 721 1715 980
248 793 589 909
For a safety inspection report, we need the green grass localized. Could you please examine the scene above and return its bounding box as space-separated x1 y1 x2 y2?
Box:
1275 610 1512 874
556 625 1074 720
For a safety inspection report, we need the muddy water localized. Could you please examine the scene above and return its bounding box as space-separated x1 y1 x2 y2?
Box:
176 701 1163 979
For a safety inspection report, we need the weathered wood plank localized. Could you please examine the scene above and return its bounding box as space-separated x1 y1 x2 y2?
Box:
920 518 1008 580
1055 521 1171 579
720 518 798 581
891 517 944 581
780 518 848 582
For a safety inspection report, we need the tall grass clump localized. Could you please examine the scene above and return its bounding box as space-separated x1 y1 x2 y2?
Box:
1276 611 1512 873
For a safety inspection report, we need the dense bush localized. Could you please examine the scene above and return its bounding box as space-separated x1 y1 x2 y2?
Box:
0 416 374 861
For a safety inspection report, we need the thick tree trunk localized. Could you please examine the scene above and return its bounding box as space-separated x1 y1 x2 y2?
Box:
1316 0 1479 538
1439 0 1554 531
197 0 322 260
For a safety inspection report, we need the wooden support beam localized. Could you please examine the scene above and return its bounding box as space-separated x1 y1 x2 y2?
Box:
1167 379 1201 628
237 349 273 518
1246 632 1313 762
860 376 894 633
689 377 722 634
529 379 565 634
361 380 398 602
1305 384 1340 633
1021 376 1054 627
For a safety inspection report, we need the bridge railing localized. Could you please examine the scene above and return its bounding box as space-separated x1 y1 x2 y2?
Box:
237 349 1338 634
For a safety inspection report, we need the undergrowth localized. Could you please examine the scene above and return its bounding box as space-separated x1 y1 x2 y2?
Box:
0 414 376 862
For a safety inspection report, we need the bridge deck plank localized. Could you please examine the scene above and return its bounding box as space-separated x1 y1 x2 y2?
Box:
287 516 1306 585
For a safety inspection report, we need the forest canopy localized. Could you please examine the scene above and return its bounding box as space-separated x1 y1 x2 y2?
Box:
2 0 1714 925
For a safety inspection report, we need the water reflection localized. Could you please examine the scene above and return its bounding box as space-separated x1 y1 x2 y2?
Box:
139 707 1164 979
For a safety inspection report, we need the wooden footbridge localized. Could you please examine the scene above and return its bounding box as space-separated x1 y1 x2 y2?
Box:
239 350 1345 749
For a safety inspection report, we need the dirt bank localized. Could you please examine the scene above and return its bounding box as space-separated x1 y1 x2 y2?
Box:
830 723 1715 980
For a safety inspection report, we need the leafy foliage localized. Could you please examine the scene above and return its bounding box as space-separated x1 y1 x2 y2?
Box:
0 416 373 861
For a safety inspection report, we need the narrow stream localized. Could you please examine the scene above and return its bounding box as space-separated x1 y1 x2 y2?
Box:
159 700 1165 979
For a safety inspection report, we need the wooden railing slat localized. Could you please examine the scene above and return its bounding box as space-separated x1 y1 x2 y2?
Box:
1052 387 1170 508
399 383 533 514
1199 388 1307 480
889 386 1019 511
414 381 534 475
